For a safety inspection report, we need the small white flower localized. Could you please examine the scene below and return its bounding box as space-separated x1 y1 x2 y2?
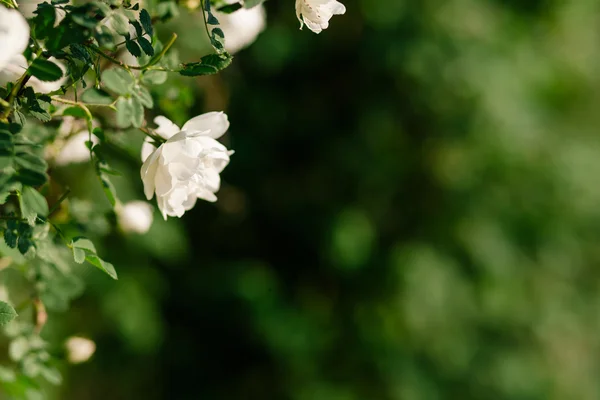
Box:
0 5 30 71
0 55 67 93
54 131 98 166
117 201 154 234
65 336 96 364
295 0 346 34
214 3 266 54
141 112 233 220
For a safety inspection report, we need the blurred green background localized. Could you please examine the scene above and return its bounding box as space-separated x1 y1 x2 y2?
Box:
25 0 600 398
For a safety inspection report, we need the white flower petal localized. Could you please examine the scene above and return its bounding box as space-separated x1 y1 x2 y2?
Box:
141 137 156 163
214 5 266 54
295 0 345 34
181 111 230 139
140 146 163 200
0 6 29 71
153 116 180 139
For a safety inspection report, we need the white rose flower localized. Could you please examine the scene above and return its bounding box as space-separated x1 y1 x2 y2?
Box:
117 201 154 234
0 5 30 71
0 55 67 93
140 112 233 220
295 0 346 34
214 3 266 54
65 336 96 364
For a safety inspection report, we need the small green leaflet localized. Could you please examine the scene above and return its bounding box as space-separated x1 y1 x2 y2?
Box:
0 301 17 326
217 2 242 13
18 186 49 226
141 70 167 85
126 39 142 57
140 9 153 36
70 237 118 279
102 68 135 95
179 52 233 76
28 59 63 82
81 88 113 105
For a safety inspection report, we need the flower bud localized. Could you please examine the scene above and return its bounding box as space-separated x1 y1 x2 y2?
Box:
117 201 154 234
65 337 96 364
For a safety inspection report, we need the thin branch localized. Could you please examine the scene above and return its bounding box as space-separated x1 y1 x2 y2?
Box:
51 96 117 110
48 188 71 217
138 127 166 144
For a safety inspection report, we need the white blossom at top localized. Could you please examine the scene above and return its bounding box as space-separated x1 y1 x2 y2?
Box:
214 3 266 54
140 113 234 220
117 201 154 234
0 5 30 71
65 336 96 364
295 0 346 34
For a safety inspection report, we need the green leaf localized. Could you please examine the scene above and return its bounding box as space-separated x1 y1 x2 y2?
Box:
85 254 118 280
179 52 233 76
115 97 133 128
137 36 154 56
217 2 242 13
28 59 63 82
0 301 17 326
61 106 88 119
19 186 48 226
132 85 153 108
141 70 167 85
72 247 85 264
100 173 117 206
243 0 265 8
139 9 153 36
102 68 134 95
69 43 93 66
39 365 62 385
14 152 47 173
81 88 113 105
126 40 142 58
0 182 20 205
89 0 111 16
31 3 56 40
71 237 96 252
110 13 130 36
71 237 118 279
131 20 143 38
4 228 17 249
130 97 144 128
15 169 47 187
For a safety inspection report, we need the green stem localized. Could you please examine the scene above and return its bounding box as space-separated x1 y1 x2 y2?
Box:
138 127 166 144
141 33 178 69
0 49 43 121
51 96 117 110
48 188 71 217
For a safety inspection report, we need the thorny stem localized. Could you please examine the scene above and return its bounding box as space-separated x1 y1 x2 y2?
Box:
51 96 117 110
